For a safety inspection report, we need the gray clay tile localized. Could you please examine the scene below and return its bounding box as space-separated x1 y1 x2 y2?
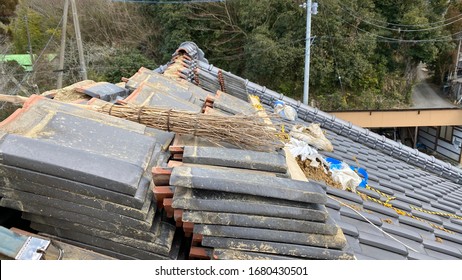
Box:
194 224 347 249
363 201 399 218
422 239 462 259
344 235 362 253
366 173 380 182
401 178 424 189
407 251 439 260
430 202 457 214
326 197 341 210
354 253 376 260
404 191 431 204
201 236 355 260
381 222 423 242
335 220 359 237
182 146 287 173
444 196 462 207
414 189 439 201
392 180 414 191
181 210 338 235
325 187 363 204
398 215 434 232
434 229 462 245
379 181 405 193
356 187 381 200
339 216 384 237
358 243 407 260
367 182 394 196
358 231 408 256
410 209 443 225
340 207 383 226
443 221 462 234
393 194 422 207
422 187 444 198
170 166 326 204
437 199 461 210
389 200 412 212
212 249 299 260
450 219 462 226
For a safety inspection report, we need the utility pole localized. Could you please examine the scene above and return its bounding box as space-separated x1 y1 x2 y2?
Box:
70 0 87 80
454 38 461 80
57 0 69 88
301 1 318 105
24 14 34 68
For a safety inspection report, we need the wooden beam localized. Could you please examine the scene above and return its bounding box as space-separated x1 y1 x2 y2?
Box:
329 109 462 128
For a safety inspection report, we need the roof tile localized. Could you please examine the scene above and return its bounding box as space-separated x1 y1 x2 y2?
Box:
381 222 423 242
326 188 363 204
410 209 443 225
340 207 383 226
398 216 434 232
362 200 399 219
422 239 462 259
358 231 408 256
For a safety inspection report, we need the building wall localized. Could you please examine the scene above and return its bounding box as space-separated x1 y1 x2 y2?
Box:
418 126 462 163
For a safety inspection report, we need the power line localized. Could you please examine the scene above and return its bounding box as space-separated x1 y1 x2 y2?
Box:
330 0 462 33
328 0 462 29
323 7 461 44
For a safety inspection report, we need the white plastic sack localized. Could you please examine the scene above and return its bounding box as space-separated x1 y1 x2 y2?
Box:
329 162 362 192
274 102 298 121
289 124 334 152
286 138 328 172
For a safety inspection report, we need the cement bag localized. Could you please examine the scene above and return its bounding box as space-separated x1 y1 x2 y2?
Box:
329 161 362 192
274 101 298 121
290 124 334 152
286 138 328 171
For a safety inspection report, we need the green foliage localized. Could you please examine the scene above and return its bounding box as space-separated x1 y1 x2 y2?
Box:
0 0 18 25
88 48 156 84
141 0 456 110
8 3 60 54
3 0 458 111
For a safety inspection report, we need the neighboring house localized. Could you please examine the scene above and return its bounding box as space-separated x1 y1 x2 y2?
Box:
0 54 58 71
418 125 462 165
451 78 462 104
0 54 35 71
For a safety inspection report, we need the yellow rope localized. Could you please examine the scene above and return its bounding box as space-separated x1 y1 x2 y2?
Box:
355 185 456 234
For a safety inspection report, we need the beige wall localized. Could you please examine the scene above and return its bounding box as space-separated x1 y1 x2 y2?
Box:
329 109 462 128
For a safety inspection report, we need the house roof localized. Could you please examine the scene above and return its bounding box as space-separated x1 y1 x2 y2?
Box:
1 41 462 260
0 54 57 71
152 41 462 260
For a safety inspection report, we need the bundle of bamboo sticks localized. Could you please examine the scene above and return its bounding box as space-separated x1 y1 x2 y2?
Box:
0 94 284 152
96 103 283 152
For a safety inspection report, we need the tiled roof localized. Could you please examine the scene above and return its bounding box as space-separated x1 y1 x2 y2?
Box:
153 42 462 260
1 41 462 260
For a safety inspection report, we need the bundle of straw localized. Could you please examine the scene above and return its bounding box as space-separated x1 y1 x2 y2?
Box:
96 103 283 152
0 94 283 151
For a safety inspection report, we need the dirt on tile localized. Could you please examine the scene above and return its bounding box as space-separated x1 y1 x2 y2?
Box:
296 157 343 190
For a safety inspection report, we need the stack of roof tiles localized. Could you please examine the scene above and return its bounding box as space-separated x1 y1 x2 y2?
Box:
0 95 180 259
156 145 353 260
3 40 462 260
124 66 353 259
160 41 462 260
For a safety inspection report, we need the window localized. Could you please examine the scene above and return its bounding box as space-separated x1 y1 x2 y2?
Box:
439 126 454 142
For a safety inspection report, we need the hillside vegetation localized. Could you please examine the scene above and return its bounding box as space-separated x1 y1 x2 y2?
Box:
1 0 462 110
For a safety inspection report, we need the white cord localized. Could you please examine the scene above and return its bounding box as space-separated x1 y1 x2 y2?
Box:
328 195 420 254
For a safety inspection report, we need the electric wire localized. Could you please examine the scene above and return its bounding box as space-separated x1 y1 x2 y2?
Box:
328 195 421 254
327 0 462 28
327 0 462 33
